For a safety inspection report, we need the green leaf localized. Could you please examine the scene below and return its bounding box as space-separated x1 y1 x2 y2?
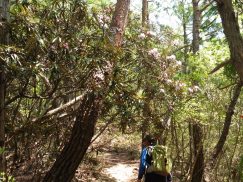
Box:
0 147 5 155
27 16 40 24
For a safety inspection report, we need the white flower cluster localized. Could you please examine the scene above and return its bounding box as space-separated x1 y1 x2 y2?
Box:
165 79 172 84
148 48 160 59
166 55 176 61
138 33 146 39
138 31 156 40
97 14 110 23
166 55 182 68
159 88 165 93
175 81 187 91
188 85 200 93
94 69 105 81
176 61 182 66
146 31 156 37
97 14 111 29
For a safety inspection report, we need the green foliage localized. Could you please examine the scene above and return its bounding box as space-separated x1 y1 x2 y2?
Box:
223 63 237 80
173 0 192 24
239 155 243 181
1 0 242 181
0 173 15 182
0 147 5 155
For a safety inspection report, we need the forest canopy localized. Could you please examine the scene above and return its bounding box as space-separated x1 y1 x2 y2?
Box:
0 0 242 181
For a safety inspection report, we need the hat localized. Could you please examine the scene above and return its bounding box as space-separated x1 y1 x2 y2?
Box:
143 135 152 142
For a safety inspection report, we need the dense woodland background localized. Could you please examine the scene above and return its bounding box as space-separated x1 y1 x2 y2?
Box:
0 0 243 181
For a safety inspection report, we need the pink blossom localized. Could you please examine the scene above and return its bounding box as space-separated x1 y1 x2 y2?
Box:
160 88 165 93
166 55 176 61
148 48 160 59
193 86 200 92
176 61 182 66
188 88 193 93
138 33 146 39
94 70 104 81
146 31 156 36
63 43 69 49
162 73 168 79
179 82 186 87
165 79 172 84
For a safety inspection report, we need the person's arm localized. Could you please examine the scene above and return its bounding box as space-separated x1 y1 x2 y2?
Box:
138 148 147 180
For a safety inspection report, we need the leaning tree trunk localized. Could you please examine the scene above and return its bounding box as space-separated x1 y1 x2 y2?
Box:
0 0 9 172
43 93 101 182
211 83 242 164
190 1 204 182
216 0 243 81
43 0 131 181
204 82 242 181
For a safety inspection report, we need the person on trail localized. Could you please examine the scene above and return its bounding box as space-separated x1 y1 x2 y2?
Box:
137 135 172 182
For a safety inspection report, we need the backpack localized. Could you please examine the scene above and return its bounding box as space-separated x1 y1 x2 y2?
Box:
146 144 172 175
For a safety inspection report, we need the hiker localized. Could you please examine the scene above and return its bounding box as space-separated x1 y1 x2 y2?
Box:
137 135 172 182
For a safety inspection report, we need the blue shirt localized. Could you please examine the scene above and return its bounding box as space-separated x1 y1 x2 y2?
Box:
138 146 172 181
138 147 149 179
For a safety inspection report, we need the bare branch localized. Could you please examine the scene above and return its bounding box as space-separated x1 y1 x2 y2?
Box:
209 59 231 74
90 112 119 144
33 93 86 123
38 72 52 90
172 44 191 54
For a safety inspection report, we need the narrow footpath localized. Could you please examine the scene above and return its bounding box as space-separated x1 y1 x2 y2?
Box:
101 151 139 182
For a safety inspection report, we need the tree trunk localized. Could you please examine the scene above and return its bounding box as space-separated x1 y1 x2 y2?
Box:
212 83 242 161
142 0 149 29
182 0 189 66
0 0 9 172
141 0 150 143
0 68 5 172
204 82 242 181
192 0 201 53
110 0 130 47
191 1 204 181
216 0 243 81
43 0 131 181
43 93 101 182
191 124 204 182
203 1 243 180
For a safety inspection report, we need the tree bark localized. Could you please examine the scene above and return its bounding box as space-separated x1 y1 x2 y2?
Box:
0 0 9 172
181 0 189 72
191 123 204 182
141 0 150 143
216 0 243 81
191 1 204 181
204 82 242 181
192 0 201 53
212 83 242 160
43 0 131 181
110 0 130 47
43 93 101 182
142 0 149 29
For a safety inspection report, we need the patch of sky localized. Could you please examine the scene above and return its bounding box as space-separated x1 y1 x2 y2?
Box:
107 0 181 29
130 0 180 29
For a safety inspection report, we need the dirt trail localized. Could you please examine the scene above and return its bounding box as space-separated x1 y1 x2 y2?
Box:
101 151 139 182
